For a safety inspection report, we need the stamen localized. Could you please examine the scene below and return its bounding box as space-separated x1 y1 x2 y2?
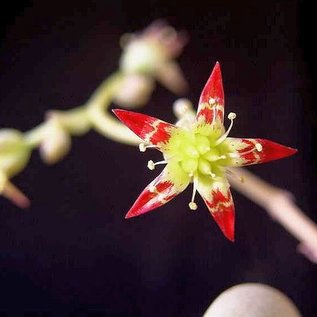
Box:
205 152 227 162
147 160 167 170
139 143 146 152
188 180 198 210
231 142 263 158
214 112 237 146
209 98 215 105
255 143 263 152
139 143 157 152
209 172 216 178
189 202 197 210
147 160 155 170
228 112 236 120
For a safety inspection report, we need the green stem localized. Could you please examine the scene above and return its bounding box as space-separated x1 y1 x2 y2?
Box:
24 122 49 148
24 106 89 147
24 71 140 149
86 72 141 145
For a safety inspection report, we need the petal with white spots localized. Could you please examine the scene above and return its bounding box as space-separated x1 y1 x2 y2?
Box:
113 109 176 146
196 62 224 126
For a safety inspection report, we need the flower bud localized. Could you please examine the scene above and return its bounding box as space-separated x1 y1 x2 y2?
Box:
40 116 71 165
113 74 155 108
119 21 188 94
120 38 166 74
0 129 30 177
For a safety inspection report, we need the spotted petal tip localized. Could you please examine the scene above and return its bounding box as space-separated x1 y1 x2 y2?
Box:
207 188 235 242
199 62 224 104
258 139 297 161
197 178 235 241
225 138 297 166
197 62 225 124
113 109 175 145
211 207 235 242
124 168 187 219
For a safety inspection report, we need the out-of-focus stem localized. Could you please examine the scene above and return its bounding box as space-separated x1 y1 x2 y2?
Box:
86 72 140 145
24 72 141 149
24 122 49 148
228 167 317 263
24 106 90 148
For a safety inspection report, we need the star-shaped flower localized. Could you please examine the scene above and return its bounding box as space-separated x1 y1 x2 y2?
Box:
113 62 297 241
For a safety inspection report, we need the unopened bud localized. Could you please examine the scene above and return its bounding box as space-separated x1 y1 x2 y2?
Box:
120 40 166 75
40 117 71 165
113 74 154 108
119 21 188 93
0 129 31 177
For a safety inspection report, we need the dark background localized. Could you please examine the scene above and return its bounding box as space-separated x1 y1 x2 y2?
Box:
0 0 316 316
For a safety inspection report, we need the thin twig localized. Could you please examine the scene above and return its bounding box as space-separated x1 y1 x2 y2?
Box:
228 167 317 263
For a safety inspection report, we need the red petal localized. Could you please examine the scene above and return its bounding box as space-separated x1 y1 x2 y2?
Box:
125 168 188 218
225 138 297 166
196 62 224 125
207 188 235 241
197 178 235 241
113 109 176 146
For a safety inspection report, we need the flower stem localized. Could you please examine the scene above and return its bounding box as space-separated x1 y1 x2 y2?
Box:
24 71 141 149
24 122 49 148
86 72 141 145
228 167 317 263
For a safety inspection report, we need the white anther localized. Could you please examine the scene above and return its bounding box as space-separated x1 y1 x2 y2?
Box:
214 112 237 146
189 202 198 210
219 155 227 160
255 143 263 152
234 142 263 159
147 160 155 170
189 180 198 211
209 172 217 178
147 159 167 170
209 98 216 105
139 143 147 152
228 112 236 120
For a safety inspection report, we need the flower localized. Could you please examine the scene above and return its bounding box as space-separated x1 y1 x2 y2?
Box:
119 20 188 95
113 62 297 241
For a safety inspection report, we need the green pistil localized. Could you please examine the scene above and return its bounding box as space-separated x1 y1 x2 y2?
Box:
163 125 229 180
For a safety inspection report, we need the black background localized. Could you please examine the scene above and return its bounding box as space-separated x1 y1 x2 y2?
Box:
0 1 316 316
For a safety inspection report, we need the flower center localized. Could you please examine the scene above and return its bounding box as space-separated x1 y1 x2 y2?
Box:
160 112 237 179
139 112 262 210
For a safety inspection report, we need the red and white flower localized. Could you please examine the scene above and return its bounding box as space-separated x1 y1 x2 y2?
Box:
113 62 297 241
